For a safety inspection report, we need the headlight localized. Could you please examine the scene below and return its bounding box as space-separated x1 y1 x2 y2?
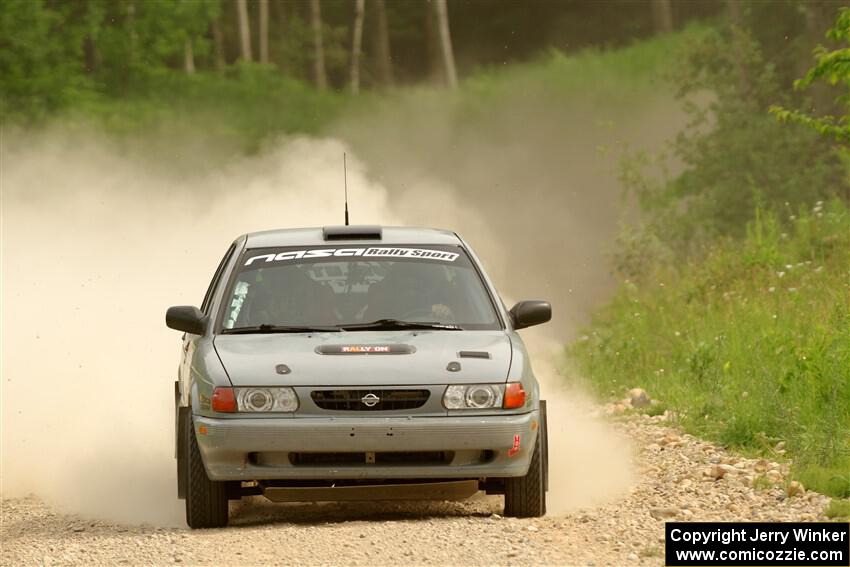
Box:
235 387 298 412
443 384 504 409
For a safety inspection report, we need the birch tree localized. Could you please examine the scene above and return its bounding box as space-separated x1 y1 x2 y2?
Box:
310 0 328 90
372 0 394 87
726 0 748 94
350 0 366 93
651 0 673 34
211 18 225 72
433 0 457 88
259 0 269 64
236 0 252 62
184 38 195 74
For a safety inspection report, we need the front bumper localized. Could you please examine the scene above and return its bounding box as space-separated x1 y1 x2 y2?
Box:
193 411 539 481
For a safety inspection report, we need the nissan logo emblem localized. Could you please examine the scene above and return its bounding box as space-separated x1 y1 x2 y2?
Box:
361 393 380 407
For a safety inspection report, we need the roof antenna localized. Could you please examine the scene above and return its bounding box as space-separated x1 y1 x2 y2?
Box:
343 153 350 226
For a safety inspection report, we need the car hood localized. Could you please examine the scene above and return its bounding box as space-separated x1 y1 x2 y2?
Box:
213 330 512 386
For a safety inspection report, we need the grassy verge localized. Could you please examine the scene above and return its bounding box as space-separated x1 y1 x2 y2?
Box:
569 201 850 497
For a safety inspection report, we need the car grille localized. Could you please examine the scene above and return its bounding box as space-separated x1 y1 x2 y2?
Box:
310 389 431 411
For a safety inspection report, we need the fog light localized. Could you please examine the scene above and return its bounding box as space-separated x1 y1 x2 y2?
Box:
270 387 299 412
443 385 466 409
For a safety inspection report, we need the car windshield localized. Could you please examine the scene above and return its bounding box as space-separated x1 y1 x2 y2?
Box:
220 244 501 331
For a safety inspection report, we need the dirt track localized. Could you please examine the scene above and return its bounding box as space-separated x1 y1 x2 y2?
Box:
1 412 834 566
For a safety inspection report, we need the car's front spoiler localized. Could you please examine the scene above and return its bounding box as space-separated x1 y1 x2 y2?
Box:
193 411 539 481
262 480 480 502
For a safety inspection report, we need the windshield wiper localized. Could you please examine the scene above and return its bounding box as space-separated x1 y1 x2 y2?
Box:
338 318 462 331
222 324 341 334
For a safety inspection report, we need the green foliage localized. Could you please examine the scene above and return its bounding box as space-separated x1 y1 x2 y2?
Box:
72 64 348 152
462 26 699 105
771 7 850 144
620 24 847 260
87 0 220 94
0 0 93 121
571 202 850 497
12 22 698 153
1 0 726 126
0 0 221 123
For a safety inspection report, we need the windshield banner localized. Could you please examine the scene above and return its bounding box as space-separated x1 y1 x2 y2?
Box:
244 247 461 267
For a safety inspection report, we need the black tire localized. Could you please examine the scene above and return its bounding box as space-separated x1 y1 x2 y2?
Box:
185 415 229 529
540 400 549 492
504 427 547 518
176 407 188 499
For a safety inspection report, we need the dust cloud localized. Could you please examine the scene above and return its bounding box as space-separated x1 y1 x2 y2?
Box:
0 131 399 525
1 84 682 524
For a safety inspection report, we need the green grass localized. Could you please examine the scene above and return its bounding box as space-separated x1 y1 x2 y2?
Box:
752 476 774 492
643 402 668 417
570 200 850 497
825 499 850 519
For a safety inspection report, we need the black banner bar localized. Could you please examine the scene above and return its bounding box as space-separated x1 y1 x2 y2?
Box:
665 522 849 566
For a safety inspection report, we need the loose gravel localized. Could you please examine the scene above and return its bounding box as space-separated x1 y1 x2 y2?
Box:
1 412 835 566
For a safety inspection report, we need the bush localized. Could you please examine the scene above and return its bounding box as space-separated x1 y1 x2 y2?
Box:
0 0 93 121
620 24 848 262
571 201 850 497
68 64 349 152
825 498 850 519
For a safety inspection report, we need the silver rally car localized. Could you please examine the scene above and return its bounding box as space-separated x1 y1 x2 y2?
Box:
167 225 551 528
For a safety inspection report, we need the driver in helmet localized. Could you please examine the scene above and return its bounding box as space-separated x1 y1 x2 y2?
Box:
365 261 456 323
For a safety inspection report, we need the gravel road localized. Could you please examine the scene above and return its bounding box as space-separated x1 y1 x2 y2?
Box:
1 411 835 566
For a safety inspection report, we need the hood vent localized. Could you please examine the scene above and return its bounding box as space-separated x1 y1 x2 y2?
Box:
458 350 491 359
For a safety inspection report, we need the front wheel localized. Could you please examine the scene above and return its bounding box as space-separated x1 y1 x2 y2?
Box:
503 425 547 518
185 415 229 529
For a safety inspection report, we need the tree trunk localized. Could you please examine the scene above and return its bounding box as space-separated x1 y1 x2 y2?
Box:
273 0 287 71
371 0 394 87
726 0 743 28
651 0 673 34
236 0 253 62
184 38 196 74
433 0 457 88
259 0 270 64
726 0 749 97
127 0 137 62
211 19 225 72
83 35 98 74
310 0 328 90
350 0 366 93
424 1 442 83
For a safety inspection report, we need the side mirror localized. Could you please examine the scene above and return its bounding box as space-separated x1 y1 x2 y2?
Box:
166 306 208 335
509 300 552 330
